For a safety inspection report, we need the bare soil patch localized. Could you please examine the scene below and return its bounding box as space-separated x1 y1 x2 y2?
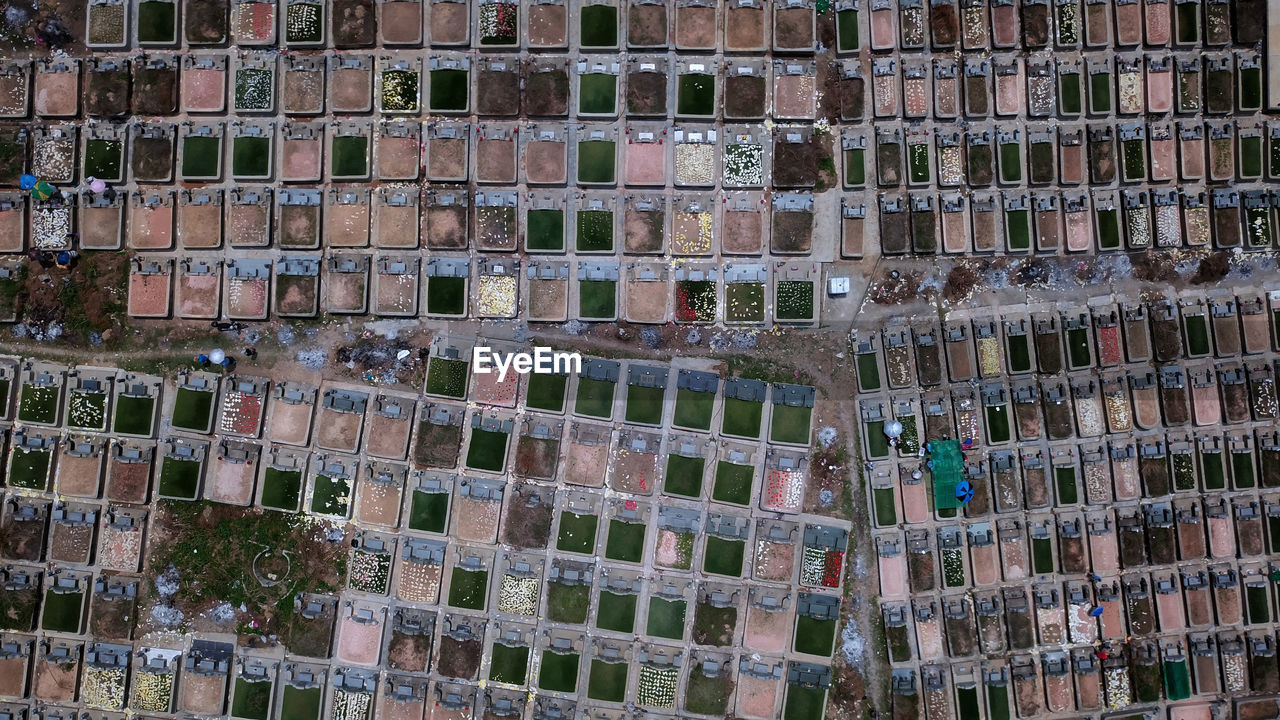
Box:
625 142 665 185
609 448 659 494
413 422 461 467
267 401 314 445
326 203 370 247
624 209 664 253
773 139 817 186
388 629 432 672
723 210 763 253
628 3 667 45
626 71 667 115
180 672 226 714
565 440 609 487
526 70 569 115
332 0 376 46
500 483 553 548
437 635 481 679
453 497 500 543
428 137 467 180
355 478 402 525
527 3 567 46
35 660 77 702
330 68 372 112
724 75 765 118
208 456 256 505
57 452 102 497
87 67 129 116
381 2 422 43
726 5 765 49
744 605 789 652
477 138 516 183
477 70 520 115
366 413 412 459
376 203 419 247
429 1 468 43
626 280 668 323
675 5 715 47
426 206 467 248
132 66 177 115
107 458 152 503
315 409 363 452
775 7 814 47
528 280 567 319
337 615 382 665
526 142 567 184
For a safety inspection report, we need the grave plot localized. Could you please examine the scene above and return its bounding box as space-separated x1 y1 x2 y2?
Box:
564 422 611 487
315 388 368 454
624 264 669 324
774 128 819 187
86 58 131 117
180 56 227 116
465 416 513 474
610 429 662 495
230 123 274 181
474 192 517 251
329 55 373 114
428 56 470 114
624 195 666 254
352 463 405 528
725 132 766 187
497 556 546 619
524 195 566 252
8 430 55 492
555 492 602 555
266 381 316 447
324 255 369 314
34 59 80 117
179 124 223 181
308 456 359 518
625 365 669 424
66 371 112 433
475 260 519 318
522 261 571 319
774 61 817 120
672 199 714 255
385 608 435 675
277 665 331 720
636 658 679 712
624 126 667 186
524 365 569 413
412 402 465 468
346 534 394 598
627 0 667 46
522 0 567 44
374 122 420 180
774 265 817 323
361 393 414 461
625 57 668 117
685 652 735 716
325 187 370 246
424 258 469 317
330 125 371 181
724 265 767 324
228 659 273 720
674 267 718 323
218 375 267 437
373 256 420 316
137 0 179 44
332 0 375 46
129 191 176 250
232 54 275 114
576 198 616 253
647 581 692 640
724 61 768 120
186 0 229 43
0 568 40 632
471 349 521 407
42 573 88 634
501 482 555 549
429 0 469 44
744 589 792 655
207 440 260 506
425 190 468 248
97 504 145 571
579 60 620 117
0 499 49 561
105 442 153 508
30 126 75 186
272 257 319 317
131 123 175 183
721 194 766 254
525 125 568 183
446 550 492 611
693 585 741 647
152 435 204 499
772 195 815 254
664 436 710 498
258 447 307 512
225 259 271 320
0 194 23 255
125 259 173 319
575 359 619 419
86 0 128 47
284 0 326 45
87 581 136 642
17 364 64 427
375 189 420 249
84 126 125 184
226 187 272 247
722 377 766 439
782 667 830 720
525 62 570 118
676 0 717 48
578 126 618 185
674 130 717 187
474 126 516 184
56 437 104 498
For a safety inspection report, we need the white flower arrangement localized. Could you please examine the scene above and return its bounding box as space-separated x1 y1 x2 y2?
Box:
83 666 127 710
497 574 539 616
637 665 677 708
477 275 517 317
333 689 373 720
1104 667 1131 709
724 144 763 186
348 549 391 594
33 206 71 249
285 1 321 42
131 670 174 712
69 390 107 430
675 143 716 185
799 545 826 586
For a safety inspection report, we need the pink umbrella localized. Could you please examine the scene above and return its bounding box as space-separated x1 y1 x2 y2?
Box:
89 178 106 193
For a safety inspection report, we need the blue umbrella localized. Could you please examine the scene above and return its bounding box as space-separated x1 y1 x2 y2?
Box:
955 480 974 504
19 174 36 190
1089 606 1104 617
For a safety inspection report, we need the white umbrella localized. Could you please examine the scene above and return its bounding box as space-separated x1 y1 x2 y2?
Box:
884 420 903 438
209 348 226 364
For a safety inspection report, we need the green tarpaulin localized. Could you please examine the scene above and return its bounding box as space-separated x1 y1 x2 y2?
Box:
930 439 965 510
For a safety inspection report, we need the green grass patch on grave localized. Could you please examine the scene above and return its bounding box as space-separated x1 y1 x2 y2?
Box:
578 280 617 320
579 74 617 114
172 386 215 432
576 210 614 252
488 642 529 684
41 589 84 633
646 596 687 639
721 396 763 438
538 651 580 692
546 582 590 623
577 141 616 184
595 590 636 632
8 447 52 490
159 456 202 499
425 357 468 397
588 660 628 702
408 490 449 532
465 428 509 471
575 377 615 418
664 454 704 497
557 511 598 553
279 686 322 720
672 387 714 429
580 4 618 46
527 209 565 251
770 403 813 445
113 395 156 435
331 136 368 178
447 567 488 610
309 474 350 516
429 69 469 111
232 677 274 720
704 536 745 577
526 373 567 412
605 519 645 562
713 461 754 505
18 384 59 424
624 383 664 424
260 467 303 512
